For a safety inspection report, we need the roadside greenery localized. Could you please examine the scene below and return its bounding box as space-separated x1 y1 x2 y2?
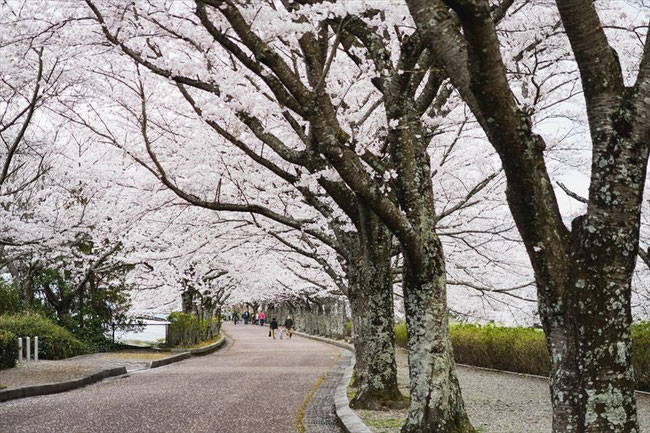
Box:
167 312 221 347
395 321 650 390
0 312 87 361
0 241 141 353
0 329 18 369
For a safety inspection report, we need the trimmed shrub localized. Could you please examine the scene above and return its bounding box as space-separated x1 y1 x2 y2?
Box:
450 323 549 376
0 312 87 360
442 322 650 390
0 329 18 369
167 312 220 347
0 282 20 315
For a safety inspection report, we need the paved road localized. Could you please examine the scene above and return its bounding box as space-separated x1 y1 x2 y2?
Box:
0 323 342 433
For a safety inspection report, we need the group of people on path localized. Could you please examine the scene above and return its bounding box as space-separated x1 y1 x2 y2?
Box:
228 308 294 340
230 309 265 326
268 316 293 340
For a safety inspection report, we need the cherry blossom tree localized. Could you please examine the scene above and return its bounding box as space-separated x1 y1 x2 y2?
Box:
77 0 537 428
407 0 650 431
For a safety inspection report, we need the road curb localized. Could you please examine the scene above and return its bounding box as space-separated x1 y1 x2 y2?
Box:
293 332 371 433
150 352 191 368
293 331 354 351
334 350 372 433
182 335 227 356
0 366 127 403
0 334 227 403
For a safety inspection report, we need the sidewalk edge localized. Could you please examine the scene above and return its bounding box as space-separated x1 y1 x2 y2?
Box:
0 366 126 403
293 331 372 433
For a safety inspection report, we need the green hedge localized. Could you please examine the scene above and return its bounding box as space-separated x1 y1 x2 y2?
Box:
0 312 87 360
449 323 548 376
167 312 221 347
394 321 650 390
632 322 650 391
395 322 408 349
0 329 18 369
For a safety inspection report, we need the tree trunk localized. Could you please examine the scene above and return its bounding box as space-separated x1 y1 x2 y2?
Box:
400 235 473 433
348 201 402 409
538 214 641 432
385 112 473 432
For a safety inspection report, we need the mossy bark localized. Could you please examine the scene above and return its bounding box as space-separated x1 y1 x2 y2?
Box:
349 201 402 410
385 109 474 432
399 234 474 433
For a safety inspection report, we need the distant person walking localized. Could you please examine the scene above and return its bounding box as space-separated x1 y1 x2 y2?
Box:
269 317 278 339
284 316 294 339
232 311 239 325
259 311 265 326
242 310 250 325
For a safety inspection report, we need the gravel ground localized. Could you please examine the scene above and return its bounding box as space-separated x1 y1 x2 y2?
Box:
355 348 650 432
0 323 341 433
0 351 169 389
303 352 346 433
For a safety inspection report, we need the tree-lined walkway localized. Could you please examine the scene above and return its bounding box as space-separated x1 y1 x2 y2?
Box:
0 323 342 433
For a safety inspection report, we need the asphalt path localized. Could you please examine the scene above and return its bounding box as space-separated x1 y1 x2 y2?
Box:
0 323 342 433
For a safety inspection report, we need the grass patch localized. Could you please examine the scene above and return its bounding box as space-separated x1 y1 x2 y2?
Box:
104 351 170 360
366 418 404 428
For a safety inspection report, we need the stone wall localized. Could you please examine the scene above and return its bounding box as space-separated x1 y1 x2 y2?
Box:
265 297 351 341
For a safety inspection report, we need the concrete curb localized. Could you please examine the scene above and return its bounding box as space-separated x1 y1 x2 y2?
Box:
0 366 127 403
454 363 650 397
0 335 228 403
150 352 191 368
170 335 226 356
293 331 354 351
335 350 372 433
292 332 371 433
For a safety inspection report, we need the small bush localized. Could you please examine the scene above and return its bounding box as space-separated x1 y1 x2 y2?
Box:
0 329 18 369
0 312 87 360
167 312 220 347
394 322 408 348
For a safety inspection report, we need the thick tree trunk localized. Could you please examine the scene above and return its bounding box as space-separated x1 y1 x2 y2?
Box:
349 202 402 409
497 127 646 432
404 1 650 430
387 111 473 432
539 215 640 432
400 236 473 433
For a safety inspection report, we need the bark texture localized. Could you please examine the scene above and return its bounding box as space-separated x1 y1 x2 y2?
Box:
407 0 650 431
389 110 473 433
349 202 402 409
